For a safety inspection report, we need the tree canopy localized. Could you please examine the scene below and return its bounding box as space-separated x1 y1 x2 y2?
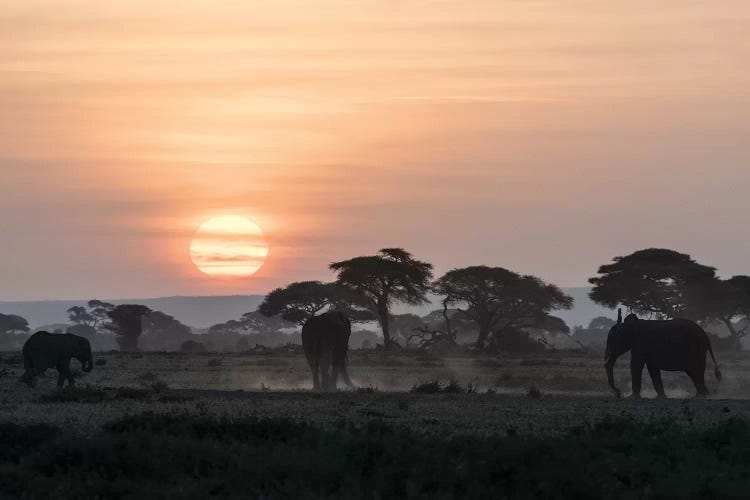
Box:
209 310 293 335
690 275 750 349
67 306 95 327
106 304 152 351
433 266 573 350
330 248 433 349
0 313 30 335
589 248 716 319
140 311 193 351
258 281 373 325
588 316 616 330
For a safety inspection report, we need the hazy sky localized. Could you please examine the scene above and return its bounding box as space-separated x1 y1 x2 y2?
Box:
1 1 749 300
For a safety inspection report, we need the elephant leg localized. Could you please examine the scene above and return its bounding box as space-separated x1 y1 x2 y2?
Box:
310 358 321 391
24 366 46 387
339 365 354 388
630 355 646 399
688 370 709 398
647 363 667 399
57 361 72 388
319 363 331 392
329 363 340 391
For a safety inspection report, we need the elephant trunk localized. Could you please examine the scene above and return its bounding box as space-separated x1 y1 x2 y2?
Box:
81 345 94 372
604 354 621 399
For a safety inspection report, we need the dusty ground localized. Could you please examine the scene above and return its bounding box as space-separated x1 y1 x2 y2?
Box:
2 350 749 436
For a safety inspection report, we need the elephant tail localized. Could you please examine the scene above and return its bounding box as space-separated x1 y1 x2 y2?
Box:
707 339 722 382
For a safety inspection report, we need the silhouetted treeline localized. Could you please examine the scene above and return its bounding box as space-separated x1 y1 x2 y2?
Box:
3 246 748 353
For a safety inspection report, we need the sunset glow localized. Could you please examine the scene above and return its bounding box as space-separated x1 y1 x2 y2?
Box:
190 216 269 277
0 1 748 300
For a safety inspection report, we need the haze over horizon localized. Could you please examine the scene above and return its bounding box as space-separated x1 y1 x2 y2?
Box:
2 1 749 301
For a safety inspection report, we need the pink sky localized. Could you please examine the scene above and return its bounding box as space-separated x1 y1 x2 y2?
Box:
1 1 749 300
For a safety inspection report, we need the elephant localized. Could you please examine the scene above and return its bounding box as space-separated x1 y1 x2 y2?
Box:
605 310 721 399
21 331 93 388
301 311 354 391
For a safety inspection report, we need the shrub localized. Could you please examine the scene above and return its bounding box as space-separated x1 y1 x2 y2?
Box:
527 385 543 399
151 381 169 393
410 380 443 394
442 379 464 394
180 340 207 353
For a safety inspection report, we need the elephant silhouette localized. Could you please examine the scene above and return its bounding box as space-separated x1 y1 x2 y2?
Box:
301 311 354 391
605 310 721 399
22 331 94 388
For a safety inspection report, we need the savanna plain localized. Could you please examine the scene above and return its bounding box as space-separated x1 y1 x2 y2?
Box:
2 349 750 498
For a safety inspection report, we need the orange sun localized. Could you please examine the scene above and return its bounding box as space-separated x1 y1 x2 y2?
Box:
190 215 269 277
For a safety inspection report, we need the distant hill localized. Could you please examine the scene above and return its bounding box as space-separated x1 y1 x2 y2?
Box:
0 288 613 331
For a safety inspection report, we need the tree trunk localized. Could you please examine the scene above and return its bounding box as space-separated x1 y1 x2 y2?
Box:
117 334 139 352
475 323 491 351
722 318 742 351
377 300 392 351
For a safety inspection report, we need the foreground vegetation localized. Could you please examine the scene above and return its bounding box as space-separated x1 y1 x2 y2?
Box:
3 412 750 499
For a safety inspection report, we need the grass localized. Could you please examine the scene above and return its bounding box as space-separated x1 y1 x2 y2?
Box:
39 386 109 403
3 412 750 498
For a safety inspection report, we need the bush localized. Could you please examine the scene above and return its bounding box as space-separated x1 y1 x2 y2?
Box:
491 328 546 354
180 340 207 353
442 379 464 394
410 380 478 394
527 385 543 399
410 380 443 394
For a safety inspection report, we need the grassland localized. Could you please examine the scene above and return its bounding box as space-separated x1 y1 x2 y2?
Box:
2 350 750 498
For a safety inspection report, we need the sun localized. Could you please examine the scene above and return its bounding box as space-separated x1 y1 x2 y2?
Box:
190 215 269 277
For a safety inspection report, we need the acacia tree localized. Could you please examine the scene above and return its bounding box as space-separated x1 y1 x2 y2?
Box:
141 311 193 351
330 248 433 349
692 275 750 350
209 311 293 335
67 306 95 327
259 280 374 325
432 266 573 351
588 316 616 330
589 248 716 319
90 300 115 327
0 313 30 335
106 304 152 352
